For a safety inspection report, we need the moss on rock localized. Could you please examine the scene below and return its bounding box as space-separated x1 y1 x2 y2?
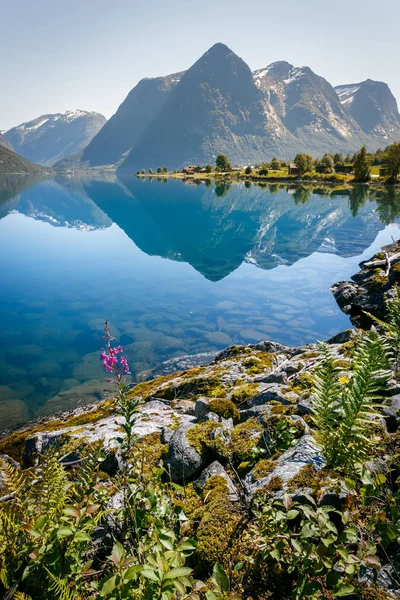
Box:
186 421 222 456
208 399 240 422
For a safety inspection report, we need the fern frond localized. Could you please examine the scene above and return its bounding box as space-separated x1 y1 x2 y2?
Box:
33 453 68 524
335 329 391 467
311 342 343 460
13 592 33 600
45 567 77 600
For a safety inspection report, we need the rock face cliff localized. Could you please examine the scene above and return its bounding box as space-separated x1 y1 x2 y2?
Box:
5 110 106 166
332 240 400 328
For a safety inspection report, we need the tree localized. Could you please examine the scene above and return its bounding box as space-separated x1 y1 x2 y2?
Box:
148 168 154 174
321 154 335 173
259 163 269 176
270 157 280 170
333 153 344 167
215 154 231 172
384 142 400 182
354 146 371 181
294 153 313 176
245 165 252 175
205 164 214 173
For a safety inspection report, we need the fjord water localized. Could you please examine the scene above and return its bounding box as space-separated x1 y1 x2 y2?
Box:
0 176 399 429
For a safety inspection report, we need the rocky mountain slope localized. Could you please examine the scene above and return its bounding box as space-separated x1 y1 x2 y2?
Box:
0 132 13 151
81 43 400 171
0 145 52 175
335 79 400 143
4 110 106 166
82 73 183 167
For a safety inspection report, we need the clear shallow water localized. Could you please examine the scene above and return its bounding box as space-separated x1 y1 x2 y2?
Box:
0 176 399 429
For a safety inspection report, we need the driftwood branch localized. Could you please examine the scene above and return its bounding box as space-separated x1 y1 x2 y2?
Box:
363 251 400 270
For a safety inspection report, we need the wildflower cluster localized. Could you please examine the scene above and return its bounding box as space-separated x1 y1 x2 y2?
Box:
100 318 131 380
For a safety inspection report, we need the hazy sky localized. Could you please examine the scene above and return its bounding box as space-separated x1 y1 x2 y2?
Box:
1 0 399 130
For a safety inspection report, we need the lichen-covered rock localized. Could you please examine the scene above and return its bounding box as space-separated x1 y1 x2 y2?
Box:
247 384 296 407
245 435 325 498
252 371 288 384
163 422 206 482
23 399 195 467
194 460 238 501
382 394 400 432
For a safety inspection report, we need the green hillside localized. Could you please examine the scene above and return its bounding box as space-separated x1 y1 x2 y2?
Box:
0 145 52 175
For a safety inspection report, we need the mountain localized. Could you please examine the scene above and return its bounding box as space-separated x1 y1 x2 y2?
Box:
118 43 297 172
335 80 400 142
65 44 400 171
4 110 106 166
253 62 366 153
0 145 52 175
0 132 13 151
82 73 184 167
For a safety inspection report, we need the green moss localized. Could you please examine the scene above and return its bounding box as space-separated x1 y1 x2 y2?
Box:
224 418 263 461
270 404 296 415
128 372 183 399
208 399 240 422
223 345 253 358
264 476 283 493
333 359 352 370
230 383 259 405
300 351 320 359
196 500 241 566
154 375 227 401
358 584 394 600
242 353 274 375
287 465 318 492
369 268 388 289
341 338 358 358
283 372 315 399
392 261 400 274
252 459 276 481
186 421 222 456
131 432 168 481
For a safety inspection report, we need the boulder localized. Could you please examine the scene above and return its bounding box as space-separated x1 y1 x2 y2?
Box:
252 371 288 384
194 460 238 501
382 394 400 432
23 400 195 467
245 435 325 498
164 422 205 482
195 397 210 420
247 384 296 407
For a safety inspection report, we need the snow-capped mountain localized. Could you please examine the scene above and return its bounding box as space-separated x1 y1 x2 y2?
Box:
335 80 400 143
0 131 13 151
5 110 106 166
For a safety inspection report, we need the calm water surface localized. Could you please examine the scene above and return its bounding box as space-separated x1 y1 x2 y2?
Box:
0 176 399 428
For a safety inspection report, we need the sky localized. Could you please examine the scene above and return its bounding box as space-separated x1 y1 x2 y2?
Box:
1 0 399 130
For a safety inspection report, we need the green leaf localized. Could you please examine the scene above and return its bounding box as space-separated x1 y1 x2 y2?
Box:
332 583 356 597
99 575 117 596
110 541 125 565
142 568 160 582
212 562 229 592
286 509 299 520
164 566 193 580
205 593 218 600
57 526 74 538
74 531 91 543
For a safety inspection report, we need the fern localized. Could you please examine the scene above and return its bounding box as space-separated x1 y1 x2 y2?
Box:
34 453 68 524
311 342 343 463
45 567 78 600
312 329 392 470
366 285 400 370
13 593 33 600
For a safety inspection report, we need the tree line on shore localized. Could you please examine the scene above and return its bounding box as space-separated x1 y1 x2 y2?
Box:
137 141 400 183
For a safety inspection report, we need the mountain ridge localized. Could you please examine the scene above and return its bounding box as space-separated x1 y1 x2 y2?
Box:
5 110 106 166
